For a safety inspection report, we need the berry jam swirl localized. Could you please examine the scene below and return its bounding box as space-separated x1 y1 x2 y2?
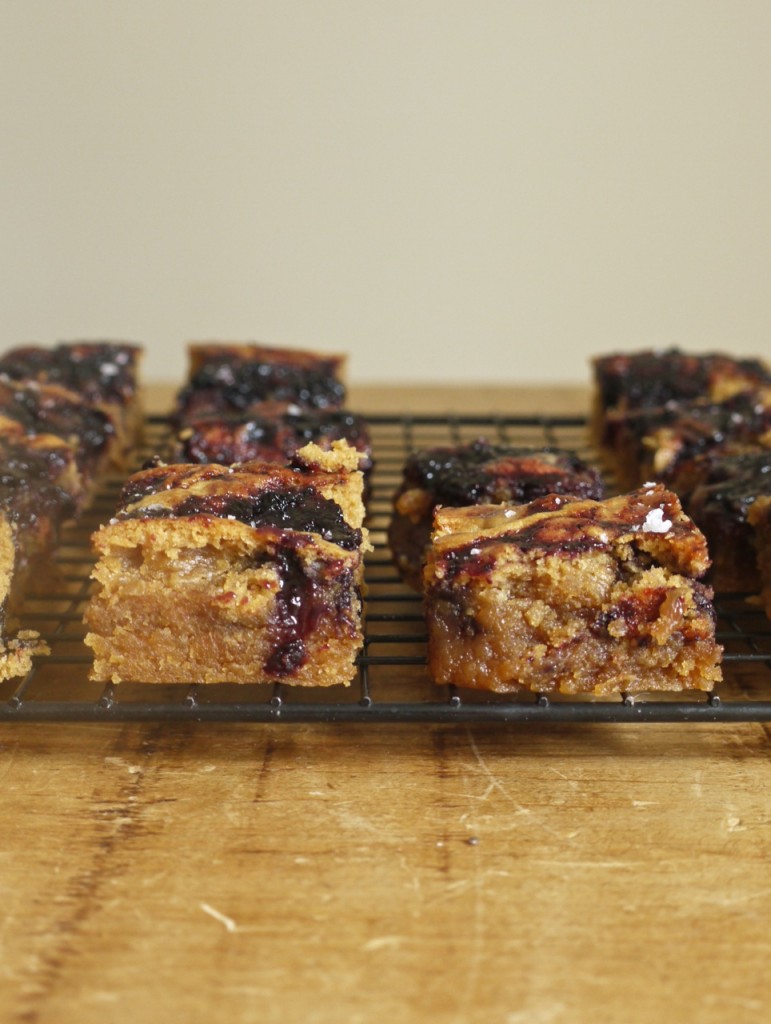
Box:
119 485 361 551
402 439 604 505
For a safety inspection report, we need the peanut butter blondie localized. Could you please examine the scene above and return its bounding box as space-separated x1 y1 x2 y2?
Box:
591 348 770 445
601 391 771 491
687 450 771 593
0 377 118 490
0 341 142 453
424 484 722 694
0 341 144 678
174 342 347 423
173 404 373 482
0 430 83 679
84 442 369 685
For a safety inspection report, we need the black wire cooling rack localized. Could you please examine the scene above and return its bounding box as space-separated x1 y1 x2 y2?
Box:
1 412 770 724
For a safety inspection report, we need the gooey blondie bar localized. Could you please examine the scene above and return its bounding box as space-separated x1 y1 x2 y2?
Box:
424 484 722 695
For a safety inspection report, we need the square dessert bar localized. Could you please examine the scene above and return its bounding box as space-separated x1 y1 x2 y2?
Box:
424 484 722 695
591 348 769 429
0 429 83 680
601 390 771 491
174 342 347 423
0 377 118 491
173 404 373 479
686 449 771 593
0 340 144 679
0 341 143 453
389 440 605 590
85 442 369 686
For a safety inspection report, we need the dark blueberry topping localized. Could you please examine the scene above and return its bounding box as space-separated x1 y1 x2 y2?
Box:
0 439 78 526
176 408 371 470
608 394 771 477
177 417 283 464
122 485 361 550
596 349 769 411
0 343 139 406
691 451 771 521
176 357 346 418
403 440 603 505
0 379 115 472
259 549 357 676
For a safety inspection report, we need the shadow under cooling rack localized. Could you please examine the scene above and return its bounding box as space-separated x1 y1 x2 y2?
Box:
1 412 770 724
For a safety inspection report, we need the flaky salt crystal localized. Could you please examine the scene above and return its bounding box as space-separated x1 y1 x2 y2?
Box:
642 507 672 534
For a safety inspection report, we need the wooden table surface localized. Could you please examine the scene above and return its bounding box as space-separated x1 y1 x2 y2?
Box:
2 385 770 1024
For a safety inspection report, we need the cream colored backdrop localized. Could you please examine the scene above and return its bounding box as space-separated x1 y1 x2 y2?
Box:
1 1 769 385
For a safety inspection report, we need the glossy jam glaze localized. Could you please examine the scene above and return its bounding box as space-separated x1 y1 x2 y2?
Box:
118 485 360 551
686 449 771 585
594 349 770 412
0 343 140 408
253 540 358 676
401 439 605 504
689 451 771 519
604 392 771 483
175 350 346 420
175 408 372 471
0 436 79 526
431 486 710 586
0 379 115 473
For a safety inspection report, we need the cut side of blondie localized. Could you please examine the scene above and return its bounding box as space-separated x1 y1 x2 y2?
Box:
84 442 369 685
0 516 49 680
424 484 722 695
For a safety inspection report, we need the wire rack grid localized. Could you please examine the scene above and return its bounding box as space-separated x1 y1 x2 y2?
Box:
1 412 770 724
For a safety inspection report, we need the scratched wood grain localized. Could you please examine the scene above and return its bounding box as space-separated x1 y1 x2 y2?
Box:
0 387 769 1024
2 720 770 1024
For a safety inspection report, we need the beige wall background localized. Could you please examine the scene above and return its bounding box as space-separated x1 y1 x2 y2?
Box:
1 1 769 386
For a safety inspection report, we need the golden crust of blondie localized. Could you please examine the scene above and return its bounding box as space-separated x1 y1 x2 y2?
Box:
430 484 711 580
118 442 367 534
